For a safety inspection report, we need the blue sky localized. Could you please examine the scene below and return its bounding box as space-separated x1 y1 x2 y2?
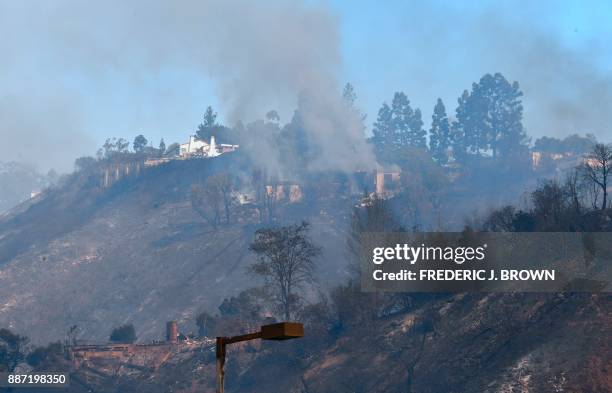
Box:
1 0 611 172
331 0 612 136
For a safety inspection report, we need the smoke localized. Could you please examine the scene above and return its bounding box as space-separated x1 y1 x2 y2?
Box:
389 2 612 141
0 0 375 174
0 94 94 173
486 20 612 139
2 0 609 176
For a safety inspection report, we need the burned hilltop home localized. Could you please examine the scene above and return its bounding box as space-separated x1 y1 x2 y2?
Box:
69 321 212 370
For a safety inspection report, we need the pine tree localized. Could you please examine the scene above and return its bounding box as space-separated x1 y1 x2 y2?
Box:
342 83 357 107
408 108 427 149
391 92 412 148
461 83 488 155
342 82 367 133
429 98 450 164
488 73 528 159
196 106 218 141
372 102 394 155
450 91 469 163
455 73 528 160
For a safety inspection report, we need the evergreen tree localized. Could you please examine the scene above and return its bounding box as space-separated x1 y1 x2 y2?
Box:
391 92 412 148
389 92 426 149
372 102 394 155
342 82 357 107
456 85 487 155
159 138 166 155
196 106 219 141
454 73 528 160
429 98 450 164
408 108 427 149
373 92 427 156
488 73 528 158
450 91 469 163
342 82 367 133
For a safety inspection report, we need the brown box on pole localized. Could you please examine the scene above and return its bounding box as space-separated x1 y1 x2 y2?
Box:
260 322 304 340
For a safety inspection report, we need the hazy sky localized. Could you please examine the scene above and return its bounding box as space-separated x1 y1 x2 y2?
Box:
0 0 611 172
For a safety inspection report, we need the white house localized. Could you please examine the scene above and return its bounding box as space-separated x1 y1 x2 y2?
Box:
179 135 209 156
178 135 239 158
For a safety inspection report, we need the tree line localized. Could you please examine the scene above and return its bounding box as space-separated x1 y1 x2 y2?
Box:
371 73 528 165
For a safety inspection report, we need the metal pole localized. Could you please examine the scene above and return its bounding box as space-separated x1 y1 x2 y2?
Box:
216 337 226 393
214 323 301 391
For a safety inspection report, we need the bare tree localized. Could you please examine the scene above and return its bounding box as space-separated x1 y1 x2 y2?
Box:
191 173 236 226
215 173 234 223
563 169 582 214
249 221 321 320
580 143 612 210
191 181 222 227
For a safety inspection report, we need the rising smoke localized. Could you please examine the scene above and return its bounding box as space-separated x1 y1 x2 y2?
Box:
0 1 610 174
0 0 376 174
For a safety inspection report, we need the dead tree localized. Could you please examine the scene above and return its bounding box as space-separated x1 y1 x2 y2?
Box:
191 181 222 227
580 143 612 210
249 222 321 320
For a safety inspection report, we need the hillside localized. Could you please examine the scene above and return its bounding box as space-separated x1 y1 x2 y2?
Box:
0 154 352 344
1 151 610 393
29 292 611 393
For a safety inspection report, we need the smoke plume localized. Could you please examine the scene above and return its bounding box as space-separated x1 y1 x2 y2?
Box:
0 0 375 173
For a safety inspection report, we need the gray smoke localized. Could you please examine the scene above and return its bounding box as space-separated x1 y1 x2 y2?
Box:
0 94 94 172
490 22 612 138
0 0 376 174
395 2 612 141
1 0 610 176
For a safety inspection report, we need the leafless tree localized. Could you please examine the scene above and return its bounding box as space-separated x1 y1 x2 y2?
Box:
580 143 611 210
249 221 321 320
191 182 221 227
563 169 582 214
191 173 236 227
215 173 234 223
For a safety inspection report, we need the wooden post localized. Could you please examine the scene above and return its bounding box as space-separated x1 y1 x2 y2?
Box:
216 337 226 393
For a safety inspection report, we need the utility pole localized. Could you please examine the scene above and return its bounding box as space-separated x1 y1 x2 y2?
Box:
216 322 304 393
